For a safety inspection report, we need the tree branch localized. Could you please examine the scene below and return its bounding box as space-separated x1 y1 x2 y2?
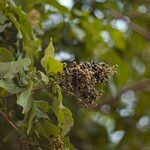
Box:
96 79 150 109
0 81 57 134
0 109 20 133
108 9 150 41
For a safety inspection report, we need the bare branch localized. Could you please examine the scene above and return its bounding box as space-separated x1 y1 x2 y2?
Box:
108 9 150 41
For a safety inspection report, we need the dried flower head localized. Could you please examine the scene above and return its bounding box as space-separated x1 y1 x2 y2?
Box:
28 9 40 28
59 61 117 108
49 135 63 150
19 136 40 150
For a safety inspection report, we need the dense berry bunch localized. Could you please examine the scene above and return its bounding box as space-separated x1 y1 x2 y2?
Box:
59 61 117 108
91 61 117 83
49 135 63 150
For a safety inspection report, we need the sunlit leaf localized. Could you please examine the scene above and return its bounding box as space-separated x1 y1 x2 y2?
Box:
41 40 63 74
44 39 55 58
41 57 63 74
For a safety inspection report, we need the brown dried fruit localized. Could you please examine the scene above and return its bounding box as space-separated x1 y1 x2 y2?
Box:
58 61 117 108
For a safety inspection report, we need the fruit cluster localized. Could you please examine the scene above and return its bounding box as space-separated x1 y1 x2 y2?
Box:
59 61 117 108
49 135 63 150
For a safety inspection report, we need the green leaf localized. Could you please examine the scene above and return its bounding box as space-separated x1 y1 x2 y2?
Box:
0 11 7 24
57 86 63 104
25 109 36 135
35 101 50 113
6 12 22 37
0 58 31 80
33 101 50 119
34 120 60 138
0 47 14 62
53 85 63 116
0 79 25 94
44 39 55 58
42 57 63 75
39 71 49 84
41 41 63 74
58 107 74 136
17 88 33 114
35 108 49 119
11 6 33 39
5 6 38 60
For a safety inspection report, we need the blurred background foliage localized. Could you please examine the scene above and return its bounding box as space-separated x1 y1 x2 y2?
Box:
0 0 150 149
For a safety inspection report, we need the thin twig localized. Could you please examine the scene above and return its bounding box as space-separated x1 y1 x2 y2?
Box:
0 109 20 133
96 79 150 109
32 81 57 92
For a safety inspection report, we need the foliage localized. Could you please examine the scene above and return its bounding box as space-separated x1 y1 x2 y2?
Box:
0 0 150 150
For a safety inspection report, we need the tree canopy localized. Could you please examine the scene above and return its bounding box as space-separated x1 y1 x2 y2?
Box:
0 0 150 149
